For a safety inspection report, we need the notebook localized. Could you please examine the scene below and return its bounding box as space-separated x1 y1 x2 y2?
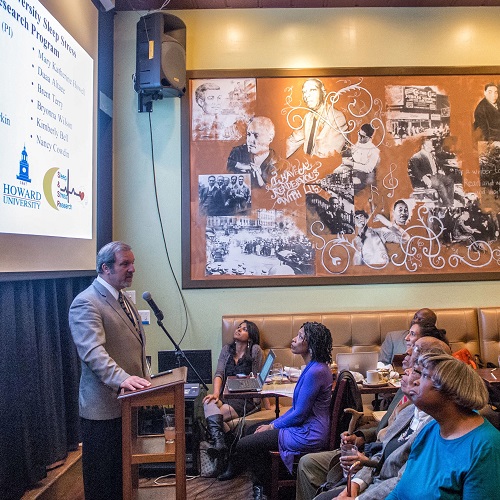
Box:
226 349 276 392
336 351 378 377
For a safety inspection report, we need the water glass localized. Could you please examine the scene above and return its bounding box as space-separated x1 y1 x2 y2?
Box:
163 414 175 444
271 362 284 384
340 443 358 477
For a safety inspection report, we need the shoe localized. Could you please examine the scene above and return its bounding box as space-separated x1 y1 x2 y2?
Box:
206 414 227 458
217 459 240 481
252 485 267 500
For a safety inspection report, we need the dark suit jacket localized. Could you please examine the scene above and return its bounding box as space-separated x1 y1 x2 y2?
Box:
69 279 148 420
407 150 434 188
474 97 500 141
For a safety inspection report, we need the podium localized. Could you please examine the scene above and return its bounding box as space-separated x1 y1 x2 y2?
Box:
119 367 187 500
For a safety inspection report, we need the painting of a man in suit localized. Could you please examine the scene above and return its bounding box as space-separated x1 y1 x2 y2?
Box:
408 135 455 207
286 78 348 159
473 83 500 142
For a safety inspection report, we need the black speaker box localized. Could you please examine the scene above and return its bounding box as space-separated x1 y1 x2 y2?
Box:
135 13 186 98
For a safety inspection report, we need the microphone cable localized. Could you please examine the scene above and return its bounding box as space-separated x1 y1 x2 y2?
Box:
147 111 189 345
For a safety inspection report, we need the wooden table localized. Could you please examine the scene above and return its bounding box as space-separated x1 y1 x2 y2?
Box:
477 368 500 384
357 382 399 410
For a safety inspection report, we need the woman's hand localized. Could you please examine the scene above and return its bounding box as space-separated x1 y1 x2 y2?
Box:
203 393 219 404
254 423 273 433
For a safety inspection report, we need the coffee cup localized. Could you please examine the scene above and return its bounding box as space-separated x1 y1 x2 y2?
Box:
366 370 382 385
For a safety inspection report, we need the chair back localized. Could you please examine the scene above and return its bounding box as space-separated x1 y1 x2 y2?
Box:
328 370 363 450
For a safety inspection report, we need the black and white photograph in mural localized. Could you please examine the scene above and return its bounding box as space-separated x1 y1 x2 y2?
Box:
199 174 251 216
227 116 280 188
305 170 355 236
407 132 464 208
386 85 451 144
192 78 256 141
205 209 315 276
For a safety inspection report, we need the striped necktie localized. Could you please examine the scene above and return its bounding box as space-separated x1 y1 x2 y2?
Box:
118 291 136 327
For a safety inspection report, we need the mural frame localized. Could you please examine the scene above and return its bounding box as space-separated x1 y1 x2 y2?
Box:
181 67 500 288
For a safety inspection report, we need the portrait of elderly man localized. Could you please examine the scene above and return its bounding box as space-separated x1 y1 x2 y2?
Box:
227 116 278 188
286 78 348 159
473 82 500 142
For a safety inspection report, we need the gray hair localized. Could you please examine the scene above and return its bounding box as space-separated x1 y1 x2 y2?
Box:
248 116 275 142
417 352 488 411
96 241 131 274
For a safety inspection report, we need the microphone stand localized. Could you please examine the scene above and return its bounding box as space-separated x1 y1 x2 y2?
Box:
154 315 209 392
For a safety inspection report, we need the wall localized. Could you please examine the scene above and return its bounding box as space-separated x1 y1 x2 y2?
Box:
113 8 500 371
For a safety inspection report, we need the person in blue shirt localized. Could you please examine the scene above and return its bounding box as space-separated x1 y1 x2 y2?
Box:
386 352 500 500
218 321 333 500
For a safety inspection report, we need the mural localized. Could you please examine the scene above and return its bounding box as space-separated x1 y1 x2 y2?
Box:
182 71 500 287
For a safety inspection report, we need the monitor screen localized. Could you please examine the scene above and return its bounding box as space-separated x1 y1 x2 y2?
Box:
158 349 213 384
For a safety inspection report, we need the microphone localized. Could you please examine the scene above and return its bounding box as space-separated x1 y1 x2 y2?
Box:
142 291 164 321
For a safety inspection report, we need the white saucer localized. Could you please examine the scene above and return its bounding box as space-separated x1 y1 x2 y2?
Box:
362 381 388 388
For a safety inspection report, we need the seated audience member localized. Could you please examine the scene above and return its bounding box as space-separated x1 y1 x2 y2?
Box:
404 321 448 350
296 338 449 500
203 320 264 459
386 353 500 500
379 308 437 364
219 322 333 500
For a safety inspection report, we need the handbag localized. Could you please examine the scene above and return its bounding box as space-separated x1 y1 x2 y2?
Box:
199 440 220 477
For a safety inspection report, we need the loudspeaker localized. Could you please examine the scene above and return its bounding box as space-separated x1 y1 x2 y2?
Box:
135 13 186 100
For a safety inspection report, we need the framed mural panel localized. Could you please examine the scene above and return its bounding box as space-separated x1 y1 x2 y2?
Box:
181 67 500 288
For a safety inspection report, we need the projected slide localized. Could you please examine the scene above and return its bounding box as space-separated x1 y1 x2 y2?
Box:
0 0 93 239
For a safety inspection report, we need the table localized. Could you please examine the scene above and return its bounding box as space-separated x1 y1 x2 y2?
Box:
357 382 399 411
477 368 500 384
223 378 296 418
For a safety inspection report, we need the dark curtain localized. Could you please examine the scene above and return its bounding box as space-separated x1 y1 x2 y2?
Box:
0 276 93 500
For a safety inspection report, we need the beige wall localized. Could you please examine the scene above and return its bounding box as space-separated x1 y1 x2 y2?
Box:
114 8 500 371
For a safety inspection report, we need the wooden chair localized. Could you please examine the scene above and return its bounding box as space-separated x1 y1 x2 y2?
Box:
269 370 363 500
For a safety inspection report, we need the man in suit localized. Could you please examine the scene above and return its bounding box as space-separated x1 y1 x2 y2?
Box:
473 83 500 142
407 136 454 207
69 241 150 500
287 78 348 159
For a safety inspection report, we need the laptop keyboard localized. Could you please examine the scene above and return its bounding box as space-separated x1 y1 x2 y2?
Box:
236 378 260 389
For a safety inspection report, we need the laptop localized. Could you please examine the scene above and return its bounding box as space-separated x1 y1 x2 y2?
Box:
336 351 378 377
226 349 276 392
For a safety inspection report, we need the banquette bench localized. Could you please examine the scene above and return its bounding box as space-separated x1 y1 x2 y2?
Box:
222 308 482 367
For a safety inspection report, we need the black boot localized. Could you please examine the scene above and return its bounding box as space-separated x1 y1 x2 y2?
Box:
252 485 267 500
217 456 241 481
206 414 227 458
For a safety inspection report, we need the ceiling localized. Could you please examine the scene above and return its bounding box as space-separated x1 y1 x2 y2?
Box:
114 0 500 10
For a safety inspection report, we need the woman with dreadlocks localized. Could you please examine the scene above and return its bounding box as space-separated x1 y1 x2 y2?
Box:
218 321 333 500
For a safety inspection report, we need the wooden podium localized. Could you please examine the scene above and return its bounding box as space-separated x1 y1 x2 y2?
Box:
118 367 187 500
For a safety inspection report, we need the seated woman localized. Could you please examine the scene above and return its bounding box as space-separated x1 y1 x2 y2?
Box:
219 321 333 500
386 353 500 499
404 322 448 352
203 320 264 459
